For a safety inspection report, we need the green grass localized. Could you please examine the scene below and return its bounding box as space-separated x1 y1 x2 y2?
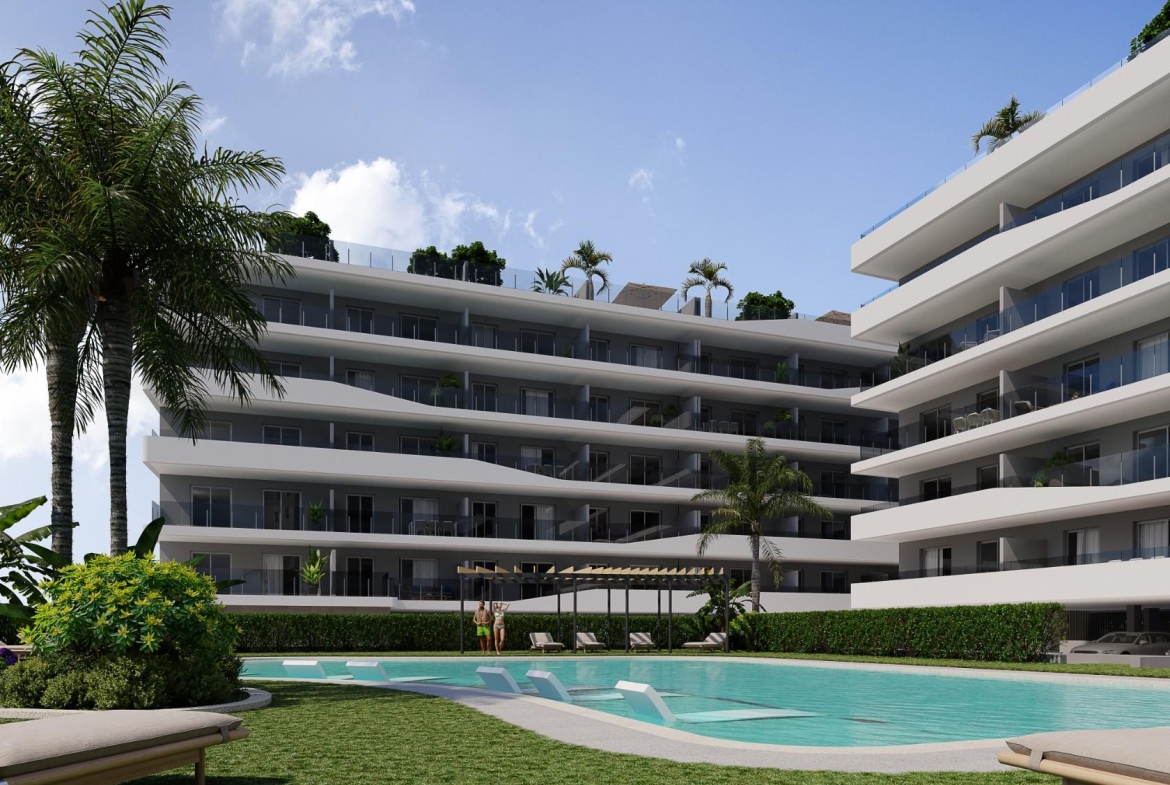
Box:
243 649 1170 679
123 682 1053 785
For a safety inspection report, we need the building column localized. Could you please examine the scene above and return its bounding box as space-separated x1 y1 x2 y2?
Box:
460 307 470 344
576 384 591 421
685 395 702 431
576 324 590 360
785 352 799 385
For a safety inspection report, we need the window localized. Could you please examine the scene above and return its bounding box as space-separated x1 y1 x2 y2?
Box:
820 419 849 445
820 520 848 540
976 388 998 412
191 486 231 527
588 507 610 541
520 561 556 599
347 495 374 533
1066 527 1101 565
262 296 301 325
630 510 661 534
820 368 851 389
401 375 438 403
346 369 375 391
628 398 661 427
629 455 662 486
520 388 555 417
401 498 439 531
273 361 301 378
699 406 713 427
263 490 301 530
1065 356 1100 399
262 554 301 596
1137 332 1170 380
520 329 555 355
976 464 999 491
589 452 611 481
820 571 848 593
977 540 1000 572
520 446 555 473
629 344 662 369
520 504 556 540
470 323 497 349
921 546 952 576
920 476 952 501
589 338 610 363
780 569 803 591
589 394 610 423
201 421 232 441
470 502 496 537
1137 519 1169 557
400 558 439 597
471 442 497 464
401 314 438 342
919 407 951 442
345 557 374 597
1136 427 1170 482
699 459 712 488
471 383 497 412
346 432 374 451
1065 441 1101 486
262 425 301 446
191 553 232 588
401 436 438 456
346 307 374 334
727 357 759 380
730 409 759 436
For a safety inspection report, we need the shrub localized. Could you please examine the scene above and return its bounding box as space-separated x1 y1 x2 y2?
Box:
5 555 242 708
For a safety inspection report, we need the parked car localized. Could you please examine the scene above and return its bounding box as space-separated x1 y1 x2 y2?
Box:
1070 632 1170 655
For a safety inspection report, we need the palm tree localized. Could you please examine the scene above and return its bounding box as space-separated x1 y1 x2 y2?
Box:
971 96 1045 154
561 240 613 300
531 267 572 295
693 438 831 611
681 258 733 318
0 1 291 555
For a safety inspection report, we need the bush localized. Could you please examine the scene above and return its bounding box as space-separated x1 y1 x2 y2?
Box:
739 603 1065 663
5 555 243 708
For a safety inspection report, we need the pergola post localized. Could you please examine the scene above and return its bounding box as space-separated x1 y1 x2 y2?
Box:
606 585 612 648
656 586 661 649
624 581 630 653
459 575 465 654
572 577 579 648
556 579 562 642
667 579 673 653
723 572 731 653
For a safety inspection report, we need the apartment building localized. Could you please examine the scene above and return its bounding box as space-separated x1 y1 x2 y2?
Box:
145 244 898 613
847 38 1170 632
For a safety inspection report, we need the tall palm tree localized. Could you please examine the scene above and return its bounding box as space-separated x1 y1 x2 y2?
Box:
561 240 613 300
531 267 571 295
0 0 291 555
693 438 831 611
971 96 1045 154
681 258 733 318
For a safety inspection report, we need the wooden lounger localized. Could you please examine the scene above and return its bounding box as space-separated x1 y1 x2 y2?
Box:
0 709 249 785
999 727 1170 785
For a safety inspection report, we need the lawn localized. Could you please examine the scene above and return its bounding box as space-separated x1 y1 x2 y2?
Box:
121 682 1054 785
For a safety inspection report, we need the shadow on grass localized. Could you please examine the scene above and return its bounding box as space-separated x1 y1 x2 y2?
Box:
128 778 290 785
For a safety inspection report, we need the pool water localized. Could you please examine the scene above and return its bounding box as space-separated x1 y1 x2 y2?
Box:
242 656 1170 747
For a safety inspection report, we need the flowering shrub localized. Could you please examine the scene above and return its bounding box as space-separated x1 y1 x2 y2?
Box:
0 648 16 667
0 555 241 709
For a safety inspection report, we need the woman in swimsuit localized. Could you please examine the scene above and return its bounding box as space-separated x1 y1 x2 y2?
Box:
472 600 493 655
492 602 511 655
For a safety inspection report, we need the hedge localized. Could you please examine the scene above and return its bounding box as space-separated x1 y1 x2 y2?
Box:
233 612 691 653
736 603 1065 662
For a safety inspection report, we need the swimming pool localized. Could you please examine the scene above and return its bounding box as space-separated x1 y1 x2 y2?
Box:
242 656 1170 747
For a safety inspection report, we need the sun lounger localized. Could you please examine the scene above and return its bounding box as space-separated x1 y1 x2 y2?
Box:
525 670 623 702
681 631 727 650
529 632 565 653
283 659 327 678
574 632 605 652
0 710 247 785
346 661 389 681
476 666 522 694
614 681 813 724
999 727 1170 784
629 632 654 651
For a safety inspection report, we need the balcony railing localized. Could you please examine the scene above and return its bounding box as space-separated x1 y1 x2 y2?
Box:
892 545 1170 581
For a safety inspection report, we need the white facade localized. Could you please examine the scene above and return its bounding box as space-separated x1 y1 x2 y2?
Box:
848 39 1170 624
148 252 899 611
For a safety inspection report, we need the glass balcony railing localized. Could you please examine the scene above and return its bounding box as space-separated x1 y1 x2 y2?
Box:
866 235 1170 385
893 544 1170 581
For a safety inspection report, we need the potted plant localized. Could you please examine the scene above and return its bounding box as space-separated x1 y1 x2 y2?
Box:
662 403 681 426
1031 451 1073 487
436 429 460 456
306 500 326 530
647 411 665 427
774 360 789 383
431 372 461 406
764 409 792 437
301 546 329 596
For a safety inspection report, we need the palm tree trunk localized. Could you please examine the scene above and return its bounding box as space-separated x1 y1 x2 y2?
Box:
749 534 761 612
46 333 81 562
584 278 594 300
100 300 133 556
705 292 712 318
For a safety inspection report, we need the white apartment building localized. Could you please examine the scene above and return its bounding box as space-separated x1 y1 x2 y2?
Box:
146 246 899 613
847 38 1170 634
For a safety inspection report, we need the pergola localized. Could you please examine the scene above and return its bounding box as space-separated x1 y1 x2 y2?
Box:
456 565 730 653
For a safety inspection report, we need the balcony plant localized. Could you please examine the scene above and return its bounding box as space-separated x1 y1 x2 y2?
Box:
431 373 461 406
774 360 789 383
661 403 682 426
971 96 1045 153
301 547 328 596
306 501 326 530
436 430 460 456
681 259 733 318
1031 451 1074 488
531 267 572 295
762 409 792 437
736 290 794 321
561 240 613 300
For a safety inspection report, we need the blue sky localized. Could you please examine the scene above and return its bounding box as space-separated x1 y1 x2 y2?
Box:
0 0 1159 556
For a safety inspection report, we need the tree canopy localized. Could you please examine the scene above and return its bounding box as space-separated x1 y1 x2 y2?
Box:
736 290 795 321
1132 1 1170 57
274 210 331 239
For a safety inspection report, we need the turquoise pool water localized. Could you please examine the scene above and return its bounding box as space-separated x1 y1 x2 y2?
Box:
242 656 1170 747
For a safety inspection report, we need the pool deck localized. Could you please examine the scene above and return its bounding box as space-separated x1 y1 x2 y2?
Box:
244 655 1170 773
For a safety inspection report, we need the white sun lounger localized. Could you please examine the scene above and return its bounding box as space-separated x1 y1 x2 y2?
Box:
629 632 654 651
575 632 606 652
999 728 1170 784
283 660 327 679
681 631 727 650
530 632 565 652
346 661 389 681
476 666 523 694
614 681 814 724
525 670 624 702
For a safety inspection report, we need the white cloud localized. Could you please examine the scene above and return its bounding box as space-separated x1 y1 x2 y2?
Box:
522 210 544 250
289 157 503 251
670 133 686 158
203 113 228 136
219 0 416 77
628 168 655 193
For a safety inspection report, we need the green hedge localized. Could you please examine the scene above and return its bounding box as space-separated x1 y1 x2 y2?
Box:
735 603 1065 662
234 612 690 653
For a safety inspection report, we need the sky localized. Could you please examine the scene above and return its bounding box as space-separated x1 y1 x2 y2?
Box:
0 0 1159 557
